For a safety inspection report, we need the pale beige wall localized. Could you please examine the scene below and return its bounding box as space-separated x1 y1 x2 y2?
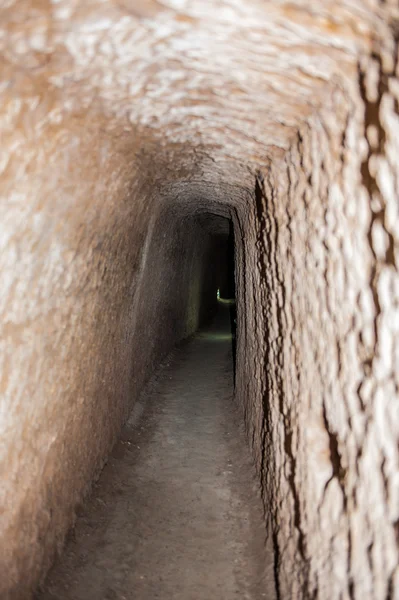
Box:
0 115 220 596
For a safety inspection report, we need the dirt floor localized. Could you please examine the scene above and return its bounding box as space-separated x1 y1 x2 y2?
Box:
37 305 276 600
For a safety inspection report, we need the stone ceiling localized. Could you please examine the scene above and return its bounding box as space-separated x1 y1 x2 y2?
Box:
1 0 387 174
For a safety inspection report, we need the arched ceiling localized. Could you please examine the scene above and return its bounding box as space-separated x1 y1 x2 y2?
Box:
1 1 383 166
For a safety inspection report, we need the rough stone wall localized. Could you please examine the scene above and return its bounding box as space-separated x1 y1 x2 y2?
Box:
236 40 399 599
0 116 219 597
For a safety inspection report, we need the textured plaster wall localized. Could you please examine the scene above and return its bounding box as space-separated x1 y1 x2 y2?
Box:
1 0 399 598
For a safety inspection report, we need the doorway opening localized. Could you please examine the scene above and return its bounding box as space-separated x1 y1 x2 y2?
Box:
195 211 237 380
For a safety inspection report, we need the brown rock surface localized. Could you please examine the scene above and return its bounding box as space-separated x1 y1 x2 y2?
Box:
1 1 398 598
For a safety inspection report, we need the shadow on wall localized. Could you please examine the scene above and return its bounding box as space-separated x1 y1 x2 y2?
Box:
227 221 237 381
214 219 237 381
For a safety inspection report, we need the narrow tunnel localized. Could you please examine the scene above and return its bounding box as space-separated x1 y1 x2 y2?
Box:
1 2 399 600
37 211 271 600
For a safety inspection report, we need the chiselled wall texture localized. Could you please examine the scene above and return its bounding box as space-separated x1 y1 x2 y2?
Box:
236 36 399 599
1 0 399 598
0 121 221 596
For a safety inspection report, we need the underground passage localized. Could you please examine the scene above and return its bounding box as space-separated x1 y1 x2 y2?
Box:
1 2 399 599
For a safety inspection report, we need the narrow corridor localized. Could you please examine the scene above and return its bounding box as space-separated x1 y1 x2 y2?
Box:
38 304 275 600
2 3 399 597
